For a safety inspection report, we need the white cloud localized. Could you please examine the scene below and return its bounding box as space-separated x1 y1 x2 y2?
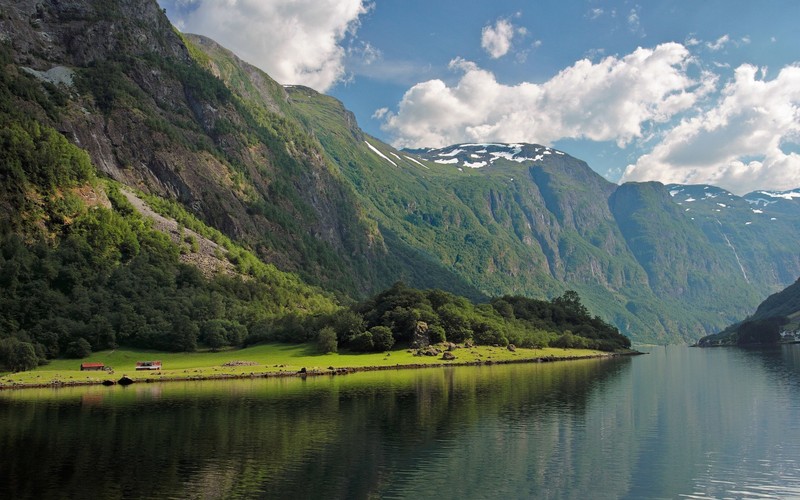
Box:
707 34 730 51
622 64 800 194
372 107 389 119
163 0 371 92
481 18 524 59
379 43 709 149
627 6 644 35
587 8 604 20
349 40 381 65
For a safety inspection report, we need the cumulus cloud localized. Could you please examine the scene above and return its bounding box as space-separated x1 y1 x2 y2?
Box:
622 64 800 194
162 0 371 92
379 43 710 149
481 18 525 59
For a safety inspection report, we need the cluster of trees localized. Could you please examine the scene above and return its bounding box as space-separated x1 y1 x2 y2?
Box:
736 317 785 345
0 203 336 371
314 282 630 354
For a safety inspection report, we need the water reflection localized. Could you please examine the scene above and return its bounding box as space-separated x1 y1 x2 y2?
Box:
1 347 799 499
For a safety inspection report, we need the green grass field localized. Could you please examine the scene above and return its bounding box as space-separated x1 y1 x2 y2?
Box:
0 343 613 388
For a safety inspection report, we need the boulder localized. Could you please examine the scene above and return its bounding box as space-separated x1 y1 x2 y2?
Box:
410 321 430 349
507 344 516 352
441 352 456 360
117 375 134 386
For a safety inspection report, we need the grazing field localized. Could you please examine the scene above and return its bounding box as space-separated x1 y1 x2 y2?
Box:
0 343 615 388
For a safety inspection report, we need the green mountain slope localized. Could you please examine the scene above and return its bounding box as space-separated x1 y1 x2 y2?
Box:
284 84 798 342
0 0 404 297
2 0 799 345
697 277 800 346
0 66 339 367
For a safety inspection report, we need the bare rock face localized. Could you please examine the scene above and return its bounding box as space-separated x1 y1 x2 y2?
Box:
0 0 387 295
1 0 188 67
410 321 430 349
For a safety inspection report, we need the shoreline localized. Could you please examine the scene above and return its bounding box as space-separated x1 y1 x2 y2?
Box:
0 350 643 391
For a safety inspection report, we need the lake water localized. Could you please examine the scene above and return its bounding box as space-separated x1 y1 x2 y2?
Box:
1 345 799 499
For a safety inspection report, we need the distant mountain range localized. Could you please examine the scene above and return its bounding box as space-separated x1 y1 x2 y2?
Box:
1 0 799 344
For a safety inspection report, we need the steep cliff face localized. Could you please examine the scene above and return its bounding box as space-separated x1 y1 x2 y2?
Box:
0 0 393 294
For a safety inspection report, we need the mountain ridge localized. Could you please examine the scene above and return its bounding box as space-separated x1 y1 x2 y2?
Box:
2 0 799 344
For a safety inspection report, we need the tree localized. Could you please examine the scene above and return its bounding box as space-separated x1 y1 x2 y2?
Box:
332 310 365 343
369 326 395 351
10 341 38 371
317 326 338 353
349 331 374 352
204 329 227 351
428 324 446 343
65 337 92 358
0 338 38 372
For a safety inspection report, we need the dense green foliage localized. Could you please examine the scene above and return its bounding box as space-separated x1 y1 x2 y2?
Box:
493 291 631 351
0 192 337 370
325 282 629 353
736 317 784 345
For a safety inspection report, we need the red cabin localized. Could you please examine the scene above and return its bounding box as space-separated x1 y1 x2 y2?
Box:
80 362 105 371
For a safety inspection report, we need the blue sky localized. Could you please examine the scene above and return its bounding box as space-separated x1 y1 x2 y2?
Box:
159 0 800 194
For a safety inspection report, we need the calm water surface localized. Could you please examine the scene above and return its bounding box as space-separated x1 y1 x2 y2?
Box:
1 345 799 499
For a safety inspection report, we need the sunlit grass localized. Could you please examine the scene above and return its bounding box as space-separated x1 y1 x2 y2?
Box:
0 343 611 388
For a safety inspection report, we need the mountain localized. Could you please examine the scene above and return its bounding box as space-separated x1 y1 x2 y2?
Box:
697 277 800 346
1 0 799 345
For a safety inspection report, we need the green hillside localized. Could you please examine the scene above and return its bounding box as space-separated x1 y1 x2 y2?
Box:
697 277 800 346
1 0 799 349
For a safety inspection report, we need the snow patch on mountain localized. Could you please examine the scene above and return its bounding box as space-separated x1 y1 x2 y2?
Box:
754 190 800 200
409 142 567 169
404 155 429 169
464 161 487 168
364 141 397 167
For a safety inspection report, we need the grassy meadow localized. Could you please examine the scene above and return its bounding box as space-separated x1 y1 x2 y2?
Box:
0 343 612 388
